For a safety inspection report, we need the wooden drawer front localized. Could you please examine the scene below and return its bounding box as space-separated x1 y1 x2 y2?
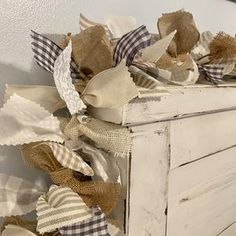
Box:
170 110 236 169
167 147 236 236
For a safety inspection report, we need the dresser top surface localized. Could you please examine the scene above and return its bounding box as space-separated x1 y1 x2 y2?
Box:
89 83 236 126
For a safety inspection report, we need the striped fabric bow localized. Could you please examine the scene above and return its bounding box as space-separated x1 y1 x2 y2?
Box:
59 207 109 236
113 25 151 66
31 30 81 80
36 185 93 233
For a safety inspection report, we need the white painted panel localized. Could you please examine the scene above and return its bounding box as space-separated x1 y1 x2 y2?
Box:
128 122 169 236
90 86 236 125
170 110 236 169
167 147 236 236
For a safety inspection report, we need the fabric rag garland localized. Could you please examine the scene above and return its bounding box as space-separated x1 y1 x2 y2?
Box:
20 142 121 214
1 10 236 236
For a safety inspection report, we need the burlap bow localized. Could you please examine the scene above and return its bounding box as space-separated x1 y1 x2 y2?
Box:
60 116 132 156
20 142 121 214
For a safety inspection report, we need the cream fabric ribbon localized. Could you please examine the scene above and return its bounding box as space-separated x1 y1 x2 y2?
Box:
1 225 37 236
82 60 139 108
4 84 65 113
0 94 64 145
140 30 176 62
105 15 137 38
165 54 199 85
5 62 138 112
36 185 93 233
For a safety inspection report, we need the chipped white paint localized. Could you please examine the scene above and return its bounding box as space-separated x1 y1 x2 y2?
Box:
128 122 169 236
168 147 236 236
170 110 236 169
95 86 236 236
90 85 236 125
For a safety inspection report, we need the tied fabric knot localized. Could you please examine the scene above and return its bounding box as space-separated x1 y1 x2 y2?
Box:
36 185 93 233
21 142 121 214
60 116 132 157
59 207 110 236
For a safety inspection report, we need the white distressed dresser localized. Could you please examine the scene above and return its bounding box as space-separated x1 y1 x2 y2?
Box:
90 84 236 236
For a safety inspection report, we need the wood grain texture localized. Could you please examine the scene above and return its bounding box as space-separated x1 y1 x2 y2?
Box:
167 147 236 236
127 122 169 236
170 110 236 169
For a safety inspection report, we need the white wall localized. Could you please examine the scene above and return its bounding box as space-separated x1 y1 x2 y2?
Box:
0 0 235 213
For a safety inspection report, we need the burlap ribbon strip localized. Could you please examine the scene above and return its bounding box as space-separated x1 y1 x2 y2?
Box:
60 116 132 156
20 142 121 214
158 10 200 57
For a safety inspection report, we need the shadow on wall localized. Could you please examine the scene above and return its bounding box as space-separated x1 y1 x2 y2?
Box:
0 62 54 106
0 34 65 220
0 33 65 105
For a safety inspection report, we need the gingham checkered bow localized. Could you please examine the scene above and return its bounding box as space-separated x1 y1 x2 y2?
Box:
30 30 81 80
113 25 151 66
59 207 110 236
198 64 225 84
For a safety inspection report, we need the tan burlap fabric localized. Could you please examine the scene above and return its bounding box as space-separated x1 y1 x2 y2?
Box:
209 32 236 64
157 10 200 57
1 216 59 236
66 25 113 76
60 116 132 156
20 143 121 214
